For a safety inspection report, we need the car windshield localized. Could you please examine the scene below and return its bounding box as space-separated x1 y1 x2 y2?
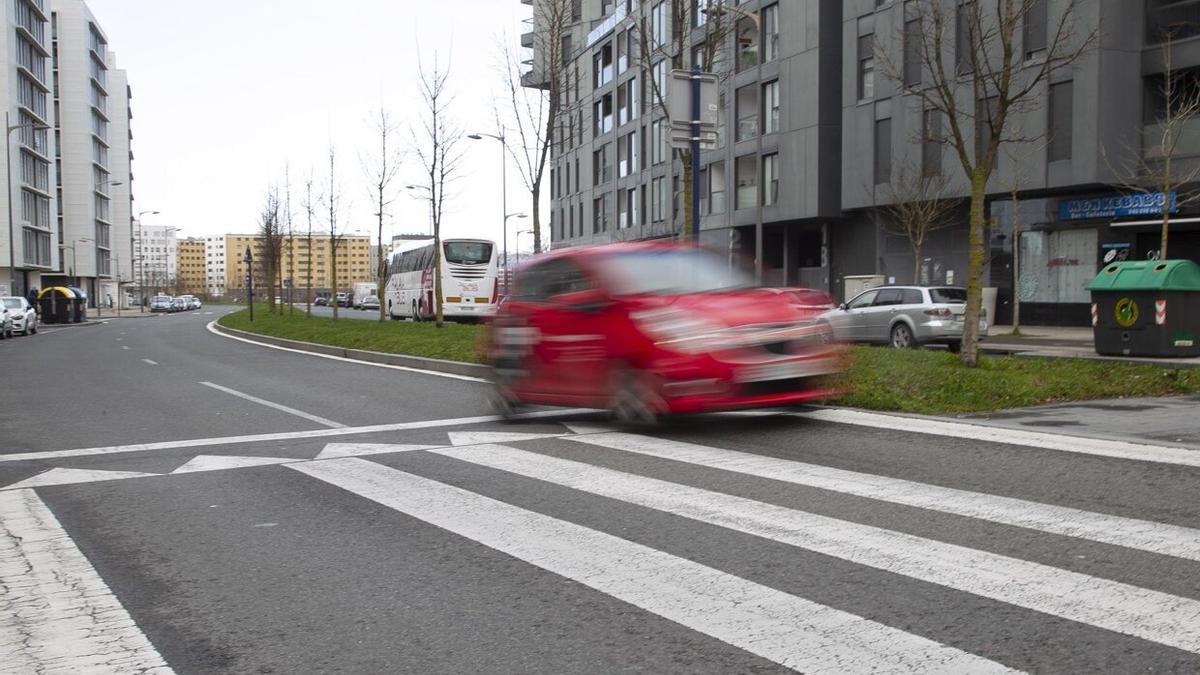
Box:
600 249 754 296
444 241 493 265
930 288 967 303
2 299 20 309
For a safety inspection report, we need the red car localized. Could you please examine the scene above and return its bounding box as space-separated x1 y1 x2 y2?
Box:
486 242 848 424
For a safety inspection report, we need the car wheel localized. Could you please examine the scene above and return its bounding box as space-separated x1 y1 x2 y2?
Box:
890 323 917 349
609 366 662 428
946 341 962 353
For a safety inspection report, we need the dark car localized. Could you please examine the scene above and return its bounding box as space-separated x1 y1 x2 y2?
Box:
314 297 328 306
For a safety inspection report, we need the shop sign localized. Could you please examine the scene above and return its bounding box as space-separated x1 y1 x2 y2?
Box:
1059 192 1176 221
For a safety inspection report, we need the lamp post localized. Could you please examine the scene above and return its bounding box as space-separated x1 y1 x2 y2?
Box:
61 238 93 289
6 115 51 298
514 227 534 282
467 131 511 294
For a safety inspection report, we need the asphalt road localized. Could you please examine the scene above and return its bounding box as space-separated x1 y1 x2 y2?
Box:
2 310 1200 673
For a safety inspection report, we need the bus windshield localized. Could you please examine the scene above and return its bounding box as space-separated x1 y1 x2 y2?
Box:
444 241 493 265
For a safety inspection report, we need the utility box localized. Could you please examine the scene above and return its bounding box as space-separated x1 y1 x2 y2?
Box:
842 275 885 302
1089 259 1200 357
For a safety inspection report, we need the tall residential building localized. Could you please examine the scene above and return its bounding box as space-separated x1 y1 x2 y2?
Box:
0 0 58 298
105 53 133 303
205 235 226 297
135 223 175 293
222 233 373 300
175 237 204 295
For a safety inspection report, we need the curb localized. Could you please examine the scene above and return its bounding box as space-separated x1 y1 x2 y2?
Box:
211 321 492 379
980 343 1200 369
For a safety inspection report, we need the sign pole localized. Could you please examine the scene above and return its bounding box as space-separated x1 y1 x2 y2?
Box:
690 65 701 246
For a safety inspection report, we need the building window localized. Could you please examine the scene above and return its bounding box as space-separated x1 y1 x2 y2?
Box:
1024 0 1047 57
651 2 666 47
651 176 666 222
957 1 975 75
736 84 759 141
858 34 875 100
875 118 892 184
652 60 667 101
709 161 726 214
762 154 779 206
593 41 614 89
593 94 613 136
762 4 779 63
617 77 638 125
922 109 942 176
593 144 611 185
904 16 922 86
762 80 780 134
736 18 759 71
651 119 666 164
618 130 638 177
735 155 758 210
1048 81 1073 162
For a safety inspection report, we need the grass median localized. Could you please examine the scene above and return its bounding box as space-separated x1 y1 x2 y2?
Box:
219 308 1200 414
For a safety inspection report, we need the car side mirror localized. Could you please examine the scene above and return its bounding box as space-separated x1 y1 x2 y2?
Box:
556 288 610 314
839 303 848 311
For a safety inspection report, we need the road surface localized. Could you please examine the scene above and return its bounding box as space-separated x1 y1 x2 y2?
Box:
2 308 1199 673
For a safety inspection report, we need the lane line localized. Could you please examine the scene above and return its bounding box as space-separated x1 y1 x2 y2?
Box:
142 359 158 366
291 457 1012 673
437 444 1200 654
567 432 1200 562
796 408 1200 468
121 345 130 350
199 381 346 428
0 490 172 673
0 409 588 464
206 320 488 383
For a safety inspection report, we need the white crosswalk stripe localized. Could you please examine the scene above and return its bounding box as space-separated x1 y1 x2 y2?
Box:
566 432 1200 562
291 457 1015 674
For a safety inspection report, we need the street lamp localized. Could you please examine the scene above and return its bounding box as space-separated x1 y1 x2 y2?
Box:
467 131 512 294
514 228 535 276
6 115 51 297
61 238 94 289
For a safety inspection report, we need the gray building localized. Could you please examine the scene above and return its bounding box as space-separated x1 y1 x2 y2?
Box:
527 0 1200 326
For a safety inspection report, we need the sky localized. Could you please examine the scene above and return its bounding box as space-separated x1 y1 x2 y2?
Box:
86 0 543 251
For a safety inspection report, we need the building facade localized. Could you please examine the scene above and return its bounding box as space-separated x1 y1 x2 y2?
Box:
528 0 1200 327
135 223 175 294
222 233 373 300
205 235 225 298
175 237 204 295
0 0 58 298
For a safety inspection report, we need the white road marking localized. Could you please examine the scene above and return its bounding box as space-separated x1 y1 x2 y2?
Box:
446 431 566 446
206 320 489 383
568 433 1200 563
797 408 1200 468
170 454 297 474
314 443 439 460
291 457 1011 673
0 409 583 464
142 358 158 366
199 381 346 428
439 444 1200 654
0 490 172 673
121 345 130 350
4 467 160 490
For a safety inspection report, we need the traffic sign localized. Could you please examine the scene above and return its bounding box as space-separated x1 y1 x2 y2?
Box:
667 69 720 128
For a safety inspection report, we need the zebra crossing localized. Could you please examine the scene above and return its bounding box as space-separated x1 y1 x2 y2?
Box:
5 418 1200 672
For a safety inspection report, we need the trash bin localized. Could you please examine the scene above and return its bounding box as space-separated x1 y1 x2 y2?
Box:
1089 259 1200 357
67 287 88 323
37 287 76 325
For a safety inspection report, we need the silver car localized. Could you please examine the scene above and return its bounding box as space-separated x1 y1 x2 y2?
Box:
819 286 987 351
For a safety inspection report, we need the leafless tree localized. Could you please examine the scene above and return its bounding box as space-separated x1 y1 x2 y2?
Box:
257 188 284 315
363 108 403 322
302 175 319 316
326 146 345 320
284 167 295 316
878 0 1097 366
412 53 465 329
882 163 959 285
1108 30 1200 259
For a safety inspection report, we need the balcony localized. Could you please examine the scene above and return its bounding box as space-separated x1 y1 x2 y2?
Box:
521 68 549 90
521 31 535 49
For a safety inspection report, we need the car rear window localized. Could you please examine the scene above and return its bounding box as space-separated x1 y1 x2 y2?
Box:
930 288 966 303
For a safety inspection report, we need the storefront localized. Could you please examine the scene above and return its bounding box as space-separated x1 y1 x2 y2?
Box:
989 191 1200 326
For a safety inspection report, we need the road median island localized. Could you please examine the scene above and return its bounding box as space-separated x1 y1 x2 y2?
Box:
217 309 1200 415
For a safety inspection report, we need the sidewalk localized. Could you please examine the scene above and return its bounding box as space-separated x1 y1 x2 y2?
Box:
983 325 1200 368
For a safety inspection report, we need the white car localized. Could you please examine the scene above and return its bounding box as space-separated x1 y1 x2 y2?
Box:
2 297 37 335
0 304 11 339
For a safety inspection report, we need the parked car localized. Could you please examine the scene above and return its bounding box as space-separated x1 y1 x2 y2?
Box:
0 304 12 339
335 292 350 307
2 297 37 335
178 295 198 310
359 295 380 311
150 295 174 313
314 297 328 306
191 297 203 310
818 286 988 351
486 242 847 425
170 297 189 312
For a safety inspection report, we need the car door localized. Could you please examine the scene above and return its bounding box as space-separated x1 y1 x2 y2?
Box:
837 290 879 341
860 288 903 342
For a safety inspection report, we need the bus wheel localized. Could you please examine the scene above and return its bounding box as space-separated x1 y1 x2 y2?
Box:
412 301 421 322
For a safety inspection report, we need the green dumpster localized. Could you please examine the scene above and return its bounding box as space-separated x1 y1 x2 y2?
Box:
1088 259 1200 357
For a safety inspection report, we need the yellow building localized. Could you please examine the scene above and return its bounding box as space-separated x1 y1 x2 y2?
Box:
176 239 207 296
224 233 372 298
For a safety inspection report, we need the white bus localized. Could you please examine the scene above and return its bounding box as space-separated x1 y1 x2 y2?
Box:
385 238 500 321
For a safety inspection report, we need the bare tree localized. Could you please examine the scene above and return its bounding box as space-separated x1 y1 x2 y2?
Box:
1109 30 1200 259
326 147 345 320
363 108 403 322
284 167 295 317
412 54 465 329
878 0 1097 366
302 175 319 316
257 188 284 315
881 163 959 285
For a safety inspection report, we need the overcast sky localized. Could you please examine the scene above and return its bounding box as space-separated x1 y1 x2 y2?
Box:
86 0 540 249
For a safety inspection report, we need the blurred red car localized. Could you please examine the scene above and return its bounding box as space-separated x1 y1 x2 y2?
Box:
486 242 848 424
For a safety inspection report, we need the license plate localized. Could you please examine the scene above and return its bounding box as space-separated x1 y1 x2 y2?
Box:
737 358 839 382
461 283 479 292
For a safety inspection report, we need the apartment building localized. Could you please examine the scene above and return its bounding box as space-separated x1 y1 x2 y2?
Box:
0 0 57 298
135 223 175 294
222 233 373 300
205 235 225 297
175 237 205 295
48 0 132 308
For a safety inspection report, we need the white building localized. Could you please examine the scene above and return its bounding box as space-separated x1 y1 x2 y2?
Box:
205 235 225 297
134 223 175 293
0 0 58 298
105 54 133 305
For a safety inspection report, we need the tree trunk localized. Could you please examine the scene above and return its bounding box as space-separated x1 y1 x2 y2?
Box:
681 159 694 241
331 238 339 320
1161 205 1171 259
378 207 387 322
434 236 444 329
1011 219 1021 334
912 244 923 286
960 170 988 367
531 183 543 254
